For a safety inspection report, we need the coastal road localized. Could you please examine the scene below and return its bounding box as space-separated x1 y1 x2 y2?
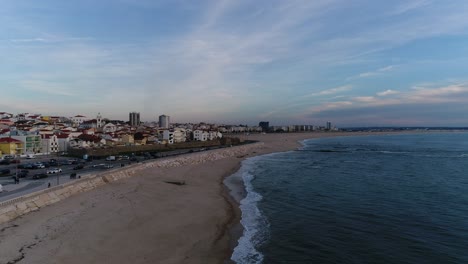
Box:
0 145 224 202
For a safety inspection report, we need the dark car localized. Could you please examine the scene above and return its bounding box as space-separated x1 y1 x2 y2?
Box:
73 164 84 170
18 170 29 178
32 173 48 179
18 163 34 169
0 169 11 175
9 159 21 164
0 160 10 165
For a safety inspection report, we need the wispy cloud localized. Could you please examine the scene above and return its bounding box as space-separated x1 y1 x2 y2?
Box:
390 0 431 15
308 83 468 115
318 85 353 96
353 65 396 79
1 0 468 124
377 89 399 96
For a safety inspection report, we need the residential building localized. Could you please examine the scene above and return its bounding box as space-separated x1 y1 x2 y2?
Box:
71 115 88 127
9 135 42 154
129 112 140 127
56 134 72 152
0 137 23 156
159 115 170 129
41 134 59 154
102 123 117 133
173 128 187 143
193 130 209 141
163 130 174 144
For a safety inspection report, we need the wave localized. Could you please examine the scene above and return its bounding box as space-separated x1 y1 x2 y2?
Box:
229 157 270 264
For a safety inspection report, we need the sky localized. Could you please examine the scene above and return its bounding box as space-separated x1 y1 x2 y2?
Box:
1 0 468 127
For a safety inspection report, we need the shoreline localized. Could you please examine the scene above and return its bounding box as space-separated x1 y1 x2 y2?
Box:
0 131 454 264
221 130 454 262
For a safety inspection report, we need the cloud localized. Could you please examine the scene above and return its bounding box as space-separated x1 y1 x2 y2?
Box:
390 0 431 15
353 96 376 103
2 0 468 125
318 85 353 96
306 83 468 122
357 65 395 78
377 89 399 96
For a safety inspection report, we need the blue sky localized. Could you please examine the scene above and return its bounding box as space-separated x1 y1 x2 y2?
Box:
1 0 468 126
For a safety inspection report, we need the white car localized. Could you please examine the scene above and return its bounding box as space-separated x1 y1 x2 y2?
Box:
34 163 45 169
46 168 62 174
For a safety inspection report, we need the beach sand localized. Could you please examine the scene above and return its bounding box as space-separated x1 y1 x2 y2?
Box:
0 132 392 264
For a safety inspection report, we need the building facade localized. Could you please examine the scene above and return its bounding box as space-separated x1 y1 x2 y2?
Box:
0 138 24 156
9 135 42 154
159 115 170 129
129 112 140 127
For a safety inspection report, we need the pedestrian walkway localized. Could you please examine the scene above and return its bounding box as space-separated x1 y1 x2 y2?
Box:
2 181 30 192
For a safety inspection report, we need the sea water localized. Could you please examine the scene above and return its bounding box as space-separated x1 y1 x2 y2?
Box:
228 133 468 264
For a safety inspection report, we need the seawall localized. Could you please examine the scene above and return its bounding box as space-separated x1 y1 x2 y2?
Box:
0 142 263 225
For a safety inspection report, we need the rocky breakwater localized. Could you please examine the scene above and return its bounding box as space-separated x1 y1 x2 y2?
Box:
0 142 263 225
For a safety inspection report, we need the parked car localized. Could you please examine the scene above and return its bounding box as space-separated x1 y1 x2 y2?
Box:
0 159 10 165
32 163 45 169
0 169 11 175
18 163 34 169
32 173 48 179
106 156 116 161
9 159 21 164
92 163 106 168
104 164 114 169
46 168 62 174
73 164 84 170
26 154 35 159
3 155 15 160
18 170 29 178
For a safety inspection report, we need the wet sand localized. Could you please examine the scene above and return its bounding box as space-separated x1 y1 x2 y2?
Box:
0 132 404 264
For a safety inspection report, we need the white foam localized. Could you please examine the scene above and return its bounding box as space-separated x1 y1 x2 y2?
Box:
229 157 270 264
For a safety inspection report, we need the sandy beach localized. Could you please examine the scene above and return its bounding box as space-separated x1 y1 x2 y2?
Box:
0 132 401 264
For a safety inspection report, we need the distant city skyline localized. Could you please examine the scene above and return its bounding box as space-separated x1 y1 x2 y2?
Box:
1 0 468 126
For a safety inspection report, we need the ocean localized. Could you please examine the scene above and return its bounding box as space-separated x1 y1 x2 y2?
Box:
226 133 468 264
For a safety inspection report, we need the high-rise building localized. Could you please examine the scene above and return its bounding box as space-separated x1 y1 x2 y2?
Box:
259 121 269 132
129 112 140 127
326 121 331 130
159 115 170 128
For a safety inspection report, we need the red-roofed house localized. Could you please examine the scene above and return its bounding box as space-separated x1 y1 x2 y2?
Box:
0 119 14 126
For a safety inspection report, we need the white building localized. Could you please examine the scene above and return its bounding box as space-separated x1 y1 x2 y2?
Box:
102 123 117 133
173 128 187 143
193 130 209 141
71 115 88 127
41 134 59 154
162 130 174 144
56 134 73 152
209 131 222 140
